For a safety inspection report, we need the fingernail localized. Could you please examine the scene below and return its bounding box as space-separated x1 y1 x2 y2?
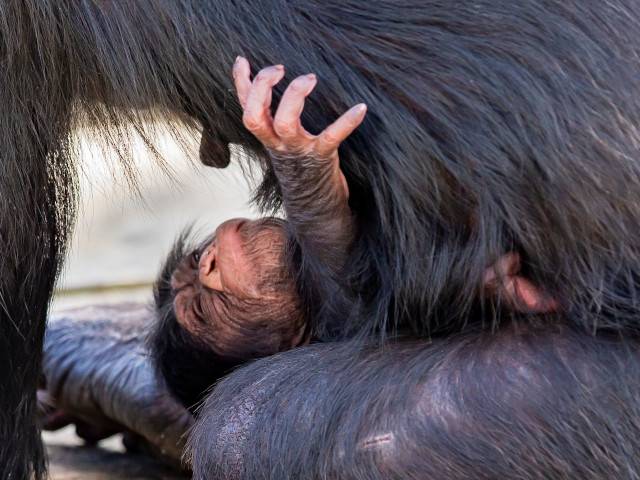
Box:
235 55 243 64
353 103 367 115
275 64 285 70
306 73 317 81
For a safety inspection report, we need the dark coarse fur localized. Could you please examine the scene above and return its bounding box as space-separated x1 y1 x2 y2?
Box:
1 1 640 478
189 323 640 480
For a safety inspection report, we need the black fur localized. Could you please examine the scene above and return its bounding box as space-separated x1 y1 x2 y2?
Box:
1 1 640 478
189 323 640 480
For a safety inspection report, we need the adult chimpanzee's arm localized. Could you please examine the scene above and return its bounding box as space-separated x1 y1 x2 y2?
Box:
188 323 640 480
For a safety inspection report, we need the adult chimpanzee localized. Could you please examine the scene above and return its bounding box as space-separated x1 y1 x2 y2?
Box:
3 1 640 479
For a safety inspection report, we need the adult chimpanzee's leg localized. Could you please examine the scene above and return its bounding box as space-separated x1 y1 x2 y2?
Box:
0 5 76 478
0 2 247 475
189 324 640 480
0 2 254 475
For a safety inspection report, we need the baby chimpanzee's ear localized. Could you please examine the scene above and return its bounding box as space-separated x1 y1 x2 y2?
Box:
197 244 225 293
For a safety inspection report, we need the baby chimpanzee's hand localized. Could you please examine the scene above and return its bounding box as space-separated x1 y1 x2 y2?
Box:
232 56 366 200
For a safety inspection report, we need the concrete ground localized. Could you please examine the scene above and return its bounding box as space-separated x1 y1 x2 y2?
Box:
45 428 188 480
46 127 258 478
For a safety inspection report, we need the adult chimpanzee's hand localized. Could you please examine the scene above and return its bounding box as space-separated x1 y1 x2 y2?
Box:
39 303 193 466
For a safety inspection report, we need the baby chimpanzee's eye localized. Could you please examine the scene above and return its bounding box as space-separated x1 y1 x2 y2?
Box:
191 250 200 268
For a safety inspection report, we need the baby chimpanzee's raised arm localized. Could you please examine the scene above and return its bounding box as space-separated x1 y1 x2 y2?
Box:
233 57 366 275
233 58 368 330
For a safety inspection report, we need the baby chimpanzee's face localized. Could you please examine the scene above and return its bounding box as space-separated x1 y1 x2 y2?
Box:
189 218 276 298
169 217 307 362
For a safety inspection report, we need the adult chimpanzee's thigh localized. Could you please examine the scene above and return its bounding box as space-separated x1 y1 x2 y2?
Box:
0 137 54 479
0 14 76 478
189 323 640 480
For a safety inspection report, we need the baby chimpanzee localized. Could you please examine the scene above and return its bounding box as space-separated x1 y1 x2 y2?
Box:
152 58 556 410
151 57 367 409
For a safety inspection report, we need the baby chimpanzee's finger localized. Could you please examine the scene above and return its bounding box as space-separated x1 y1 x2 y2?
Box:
232 56 252 109
315 103 367 159
273 74 317 151
243 65 285 148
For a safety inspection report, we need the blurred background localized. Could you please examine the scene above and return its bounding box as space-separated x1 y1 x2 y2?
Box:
52 127 260 312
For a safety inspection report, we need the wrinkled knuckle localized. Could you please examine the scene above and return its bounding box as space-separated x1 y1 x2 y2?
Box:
243 112 262 131
322 132 339 146
255 69 272 83
273 119 294 137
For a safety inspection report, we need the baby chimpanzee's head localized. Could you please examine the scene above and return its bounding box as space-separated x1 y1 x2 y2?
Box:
150 218 307 410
